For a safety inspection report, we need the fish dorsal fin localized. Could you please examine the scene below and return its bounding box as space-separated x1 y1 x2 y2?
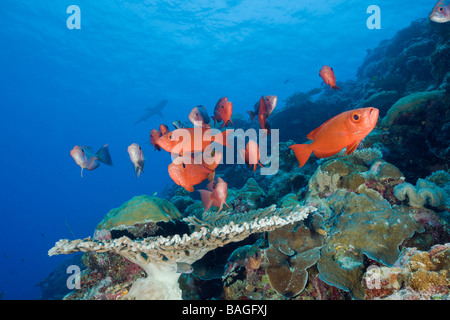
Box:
306 121 328 140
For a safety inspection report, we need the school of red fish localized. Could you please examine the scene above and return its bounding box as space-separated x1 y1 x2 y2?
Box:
70 63 383 213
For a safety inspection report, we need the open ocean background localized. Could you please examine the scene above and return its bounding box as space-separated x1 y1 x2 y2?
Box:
0 0 432 299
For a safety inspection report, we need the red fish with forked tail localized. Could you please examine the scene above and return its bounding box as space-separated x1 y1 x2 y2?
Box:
211 97 233 129
289 107 379 168
199 177 229 213
319 65 340 91
239 140 264 172
247 95 277 122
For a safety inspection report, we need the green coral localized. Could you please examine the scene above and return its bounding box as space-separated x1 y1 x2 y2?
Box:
393 179 446 208
96 195 182 231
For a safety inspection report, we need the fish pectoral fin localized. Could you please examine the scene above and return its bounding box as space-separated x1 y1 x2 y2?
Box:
345 139 361 155
313 149 339 158
198 189 214 212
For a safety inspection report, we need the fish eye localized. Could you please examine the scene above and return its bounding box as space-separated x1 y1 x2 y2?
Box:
351 112 361 122
221 105 224 108
439 6 444 12
169 135 173 140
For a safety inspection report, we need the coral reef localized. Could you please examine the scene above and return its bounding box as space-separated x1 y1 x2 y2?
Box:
49 204 315 299
362 244 449 300
45 18 450 301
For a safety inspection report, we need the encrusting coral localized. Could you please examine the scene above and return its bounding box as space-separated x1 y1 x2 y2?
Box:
380 90 442 126
49 204 315 300
362 244 450 299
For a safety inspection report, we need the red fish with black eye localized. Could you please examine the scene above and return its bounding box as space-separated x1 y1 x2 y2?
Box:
319 65 340 91
289 107 379 168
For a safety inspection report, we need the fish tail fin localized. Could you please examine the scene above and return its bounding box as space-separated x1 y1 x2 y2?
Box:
289 144 313 168
135 167 141 178
247 111 256 122
208 171 215 182
135 161 144 178
198 190 214 212
333 85 340 91
96 144 113 166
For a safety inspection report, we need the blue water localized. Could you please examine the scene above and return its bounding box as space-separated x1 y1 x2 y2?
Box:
0 0 432 299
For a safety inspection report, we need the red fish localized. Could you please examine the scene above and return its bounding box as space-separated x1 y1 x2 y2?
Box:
247 95 277 122
157 127 230 155
257 96 271 135
168 160 213 192
239 140 264 172
127 143 144 178
289 107 379 168
159 124 170 136
430 0 450 22
150 129 162 151
189 105 211 128
211 97 234 129
319 65 340 91
199 177 229 213
70 144 113 177
198 149 223 182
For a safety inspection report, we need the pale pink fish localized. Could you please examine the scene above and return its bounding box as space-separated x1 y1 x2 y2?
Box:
70 144 113 177
127 143 144 178
189 105 211 128
430 0 450 23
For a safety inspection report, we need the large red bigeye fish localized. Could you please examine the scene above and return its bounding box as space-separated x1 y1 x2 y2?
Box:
198 177 229 213
70 144 113 177
319 65 340 91
127 143 144 178
289 107 379 168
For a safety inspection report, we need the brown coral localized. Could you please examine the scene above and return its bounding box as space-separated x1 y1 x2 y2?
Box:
264 222 325 298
